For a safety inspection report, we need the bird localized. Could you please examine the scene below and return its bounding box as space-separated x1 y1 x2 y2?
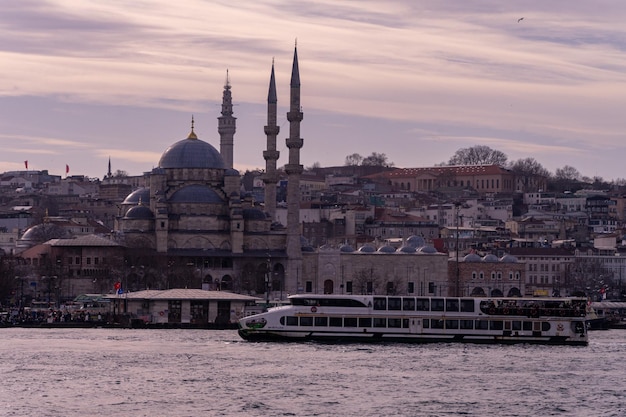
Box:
517 17 524 23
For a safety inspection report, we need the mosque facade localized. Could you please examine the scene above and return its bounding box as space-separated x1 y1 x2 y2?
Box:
117 46 450 299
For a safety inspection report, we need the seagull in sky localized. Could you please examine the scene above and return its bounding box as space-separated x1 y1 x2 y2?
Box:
518 17 524 23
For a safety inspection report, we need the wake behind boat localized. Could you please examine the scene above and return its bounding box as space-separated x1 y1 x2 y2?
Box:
238 294 588 346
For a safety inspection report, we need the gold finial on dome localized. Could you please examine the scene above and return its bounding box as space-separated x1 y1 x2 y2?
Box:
187 115 197 139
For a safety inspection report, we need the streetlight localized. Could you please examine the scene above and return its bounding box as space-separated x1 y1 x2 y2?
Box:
265 256 272 307
455 202 461 297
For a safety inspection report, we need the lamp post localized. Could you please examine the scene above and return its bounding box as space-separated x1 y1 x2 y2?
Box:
265 256 271 306
455 202 461 297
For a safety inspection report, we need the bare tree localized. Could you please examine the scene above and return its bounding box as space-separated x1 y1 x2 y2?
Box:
554 165 581 181
509 157 550 192
448 145 507 166
344 153 363 166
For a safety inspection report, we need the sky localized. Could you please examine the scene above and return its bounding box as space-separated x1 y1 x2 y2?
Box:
1 0 626 181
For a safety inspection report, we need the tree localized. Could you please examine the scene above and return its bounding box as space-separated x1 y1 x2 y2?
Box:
306 162 321 171
113 169 128 177
554 165 581 181
508 157 551 192
362 152 394 167
344 153 363 166
448 145 507 166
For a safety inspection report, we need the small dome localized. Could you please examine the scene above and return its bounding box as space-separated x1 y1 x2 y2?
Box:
377 245 396 253
124 204 154 220
122 187 150 205
225 168 240 177
170 185 223 204
463 253 482 262
500 254 518 263
399 245 417 253
243 208 267 220
158 133 226 169
20 223 69 241
339 244 355 253
358 244 376 253
482 254 499 262
406 235 426 248
418 246 438 254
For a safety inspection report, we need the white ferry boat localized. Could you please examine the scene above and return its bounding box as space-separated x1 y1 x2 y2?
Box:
238 294 588 345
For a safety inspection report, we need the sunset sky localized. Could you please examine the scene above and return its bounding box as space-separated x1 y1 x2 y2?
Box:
1 1 625 181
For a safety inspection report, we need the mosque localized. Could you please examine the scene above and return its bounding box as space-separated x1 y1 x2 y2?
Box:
117 46 449 299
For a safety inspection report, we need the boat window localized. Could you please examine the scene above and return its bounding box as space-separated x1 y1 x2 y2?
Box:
460 320 473 329
416 298 430 311
373 318 386 328
423 319 430 329
402 318 410 328
388 298 402 311
475 320 489 330
373 297 387 310
523 321 532 331
359 317 372 327
445 319 459 329
490 321 503 330
512 321 522 331
300 317 313 326
542 322 551 332
445 299 459 312
291 298 368 308
329 317 342 327
388 318 402 328
315 317 328 327
431 319 444 329
460 299 475 312
402 297 416 311
286 316 298 326
431 298 444 311
344 317 357 327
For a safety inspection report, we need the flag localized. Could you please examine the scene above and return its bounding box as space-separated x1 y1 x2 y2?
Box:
24 160 28 169
66 164 70 174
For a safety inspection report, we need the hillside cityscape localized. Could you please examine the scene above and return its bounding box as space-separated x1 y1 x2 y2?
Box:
1 47 625 326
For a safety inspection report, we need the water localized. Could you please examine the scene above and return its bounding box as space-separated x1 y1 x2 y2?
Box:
0 328 624 417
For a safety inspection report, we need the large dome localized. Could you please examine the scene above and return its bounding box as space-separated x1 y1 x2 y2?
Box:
158 131 226 169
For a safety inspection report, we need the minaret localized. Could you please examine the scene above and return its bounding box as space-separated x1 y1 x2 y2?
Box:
218 70 236 169
285 45 304 275
107 157 112 178
263 59 280 220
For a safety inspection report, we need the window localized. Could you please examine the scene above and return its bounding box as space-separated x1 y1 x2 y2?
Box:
403 297 416 311
305 281 312 292
346 281 353 293
315 317 328 327
408 282 415 294
373 318 386 328
329 317 342 327
445 320 459 329
490 321 503 330
446 299 459 312
373 297 387 310
431 319 444 329
416 299 430 311
460 320 474 329
300 317 313 326
388 298 402 310
358 317 372 327
460 299 475 312
287 316 298 326
344 317 357 327
475 320 489 330
388 318 402 328
431 298 444 311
